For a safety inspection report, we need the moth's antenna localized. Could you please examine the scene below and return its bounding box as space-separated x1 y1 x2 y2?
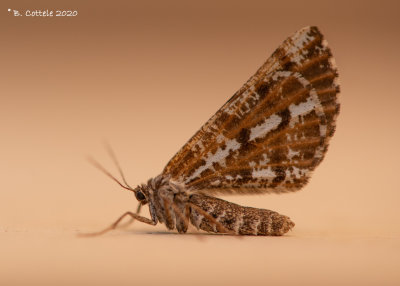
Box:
87 156 134 193
103 141 135 190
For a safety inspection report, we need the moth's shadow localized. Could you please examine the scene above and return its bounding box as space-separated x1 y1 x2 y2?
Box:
97 229 295 238
115 229 231 237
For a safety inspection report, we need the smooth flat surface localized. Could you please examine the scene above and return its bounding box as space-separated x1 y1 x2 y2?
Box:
1 0 400 285
1 226 400 286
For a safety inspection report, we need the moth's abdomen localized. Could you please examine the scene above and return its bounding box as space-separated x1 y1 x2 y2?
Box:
189 194 294 236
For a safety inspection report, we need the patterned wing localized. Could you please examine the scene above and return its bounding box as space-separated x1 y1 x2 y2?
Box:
162 26 340 195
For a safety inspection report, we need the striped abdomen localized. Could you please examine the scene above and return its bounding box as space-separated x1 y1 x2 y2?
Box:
189 194 294 236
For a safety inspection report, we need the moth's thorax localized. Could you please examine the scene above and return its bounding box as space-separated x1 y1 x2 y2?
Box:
138 175 190 229
142 175 187 196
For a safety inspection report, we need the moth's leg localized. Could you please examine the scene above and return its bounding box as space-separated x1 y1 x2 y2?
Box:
161 197 176 230
118 203 142 229
189 203 236 235
78 211 156 237
170 202 190 234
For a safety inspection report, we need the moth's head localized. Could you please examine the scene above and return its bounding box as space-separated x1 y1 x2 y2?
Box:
133 185 148 205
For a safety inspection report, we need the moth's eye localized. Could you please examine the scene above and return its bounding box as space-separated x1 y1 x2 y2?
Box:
135 191 145 201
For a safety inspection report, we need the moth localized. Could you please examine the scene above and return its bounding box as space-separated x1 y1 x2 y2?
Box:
87 26 340 236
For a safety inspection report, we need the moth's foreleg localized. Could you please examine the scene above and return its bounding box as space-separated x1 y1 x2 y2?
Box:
118 203 142 229
78 211 156 237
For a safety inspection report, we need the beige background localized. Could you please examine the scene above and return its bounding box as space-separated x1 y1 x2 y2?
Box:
1 0 400 285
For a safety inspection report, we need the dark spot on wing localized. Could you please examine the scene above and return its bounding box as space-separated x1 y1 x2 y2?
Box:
237 128 250 144
276 108 291 132
256 82 270 98
272 166 286 183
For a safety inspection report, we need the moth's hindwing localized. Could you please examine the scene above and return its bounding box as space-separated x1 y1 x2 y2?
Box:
163 26 340 195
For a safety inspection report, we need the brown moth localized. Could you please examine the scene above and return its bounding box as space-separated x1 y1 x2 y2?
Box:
87 26 340 236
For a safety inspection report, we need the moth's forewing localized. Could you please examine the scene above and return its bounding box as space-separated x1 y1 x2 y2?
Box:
163 26 340 195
